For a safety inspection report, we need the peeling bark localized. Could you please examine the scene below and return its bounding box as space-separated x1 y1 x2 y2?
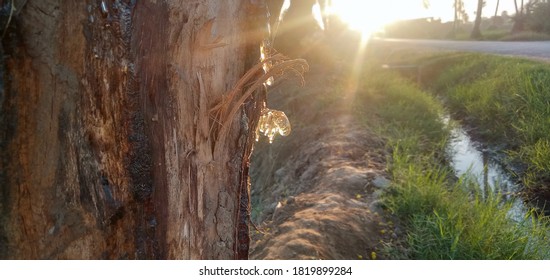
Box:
0 0 266 259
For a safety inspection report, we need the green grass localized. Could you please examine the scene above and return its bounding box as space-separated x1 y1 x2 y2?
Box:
355 72 449 154
482 29 512 41
419 54 550 197
354 69 550 259
499 31 550 41
392 148 550 259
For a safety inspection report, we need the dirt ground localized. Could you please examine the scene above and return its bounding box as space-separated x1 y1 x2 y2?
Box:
249 65 404 260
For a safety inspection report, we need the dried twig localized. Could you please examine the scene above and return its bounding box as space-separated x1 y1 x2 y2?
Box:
213 57 308 158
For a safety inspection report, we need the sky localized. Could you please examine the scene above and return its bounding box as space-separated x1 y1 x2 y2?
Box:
327 0 519 36
330 0 518 23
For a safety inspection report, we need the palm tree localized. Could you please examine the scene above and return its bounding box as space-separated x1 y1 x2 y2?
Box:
512 0 526 32
471 0 485 39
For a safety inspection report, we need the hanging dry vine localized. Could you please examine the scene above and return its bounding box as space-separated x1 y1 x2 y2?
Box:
230 1 307 260
210 48 308 158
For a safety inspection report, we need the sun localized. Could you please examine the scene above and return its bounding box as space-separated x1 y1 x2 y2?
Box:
328 0 432 38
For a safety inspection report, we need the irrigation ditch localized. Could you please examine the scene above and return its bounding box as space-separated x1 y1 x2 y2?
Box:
373 52 550 258
382 52 550 217
249 46 550 259
444 114 527 220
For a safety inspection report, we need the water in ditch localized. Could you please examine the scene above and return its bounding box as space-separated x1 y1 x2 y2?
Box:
445 116 527 221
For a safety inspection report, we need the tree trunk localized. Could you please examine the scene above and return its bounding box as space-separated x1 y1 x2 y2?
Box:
512 0 526 33
272 0 319 57
0 0 266 259
452 0 460 37
492 0 500 25
471 0 484 39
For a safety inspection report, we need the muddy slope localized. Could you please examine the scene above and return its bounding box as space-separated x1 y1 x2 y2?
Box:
249 70 400 260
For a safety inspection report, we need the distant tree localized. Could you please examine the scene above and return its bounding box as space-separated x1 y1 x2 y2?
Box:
511 0 546 33
526 1 550 34
493 0 501 24
512 0 527 32
471 0 485 39
452 0 469 37
269 0 320 56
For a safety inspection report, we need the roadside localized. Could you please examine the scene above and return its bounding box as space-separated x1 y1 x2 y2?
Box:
249 45 550 259
369 38 550 63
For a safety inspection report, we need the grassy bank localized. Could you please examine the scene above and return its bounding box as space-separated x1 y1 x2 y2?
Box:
354 70 550 259
417 54 550 203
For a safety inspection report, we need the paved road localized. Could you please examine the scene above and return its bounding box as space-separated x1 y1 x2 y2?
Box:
370 38 550 62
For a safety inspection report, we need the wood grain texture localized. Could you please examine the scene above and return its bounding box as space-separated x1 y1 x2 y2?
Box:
0 0 265 259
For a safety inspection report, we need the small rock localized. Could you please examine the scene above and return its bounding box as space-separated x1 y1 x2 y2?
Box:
268 202 278 211
272 201 284 221
372 176 391 189
369 199 384 211
286 196 295 205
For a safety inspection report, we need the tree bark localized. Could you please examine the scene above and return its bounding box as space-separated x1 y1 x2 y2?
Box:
0 0 266 259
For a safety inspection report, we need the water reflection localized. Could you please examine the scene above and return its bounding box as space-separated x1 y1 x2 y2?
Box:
446 118 526 220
